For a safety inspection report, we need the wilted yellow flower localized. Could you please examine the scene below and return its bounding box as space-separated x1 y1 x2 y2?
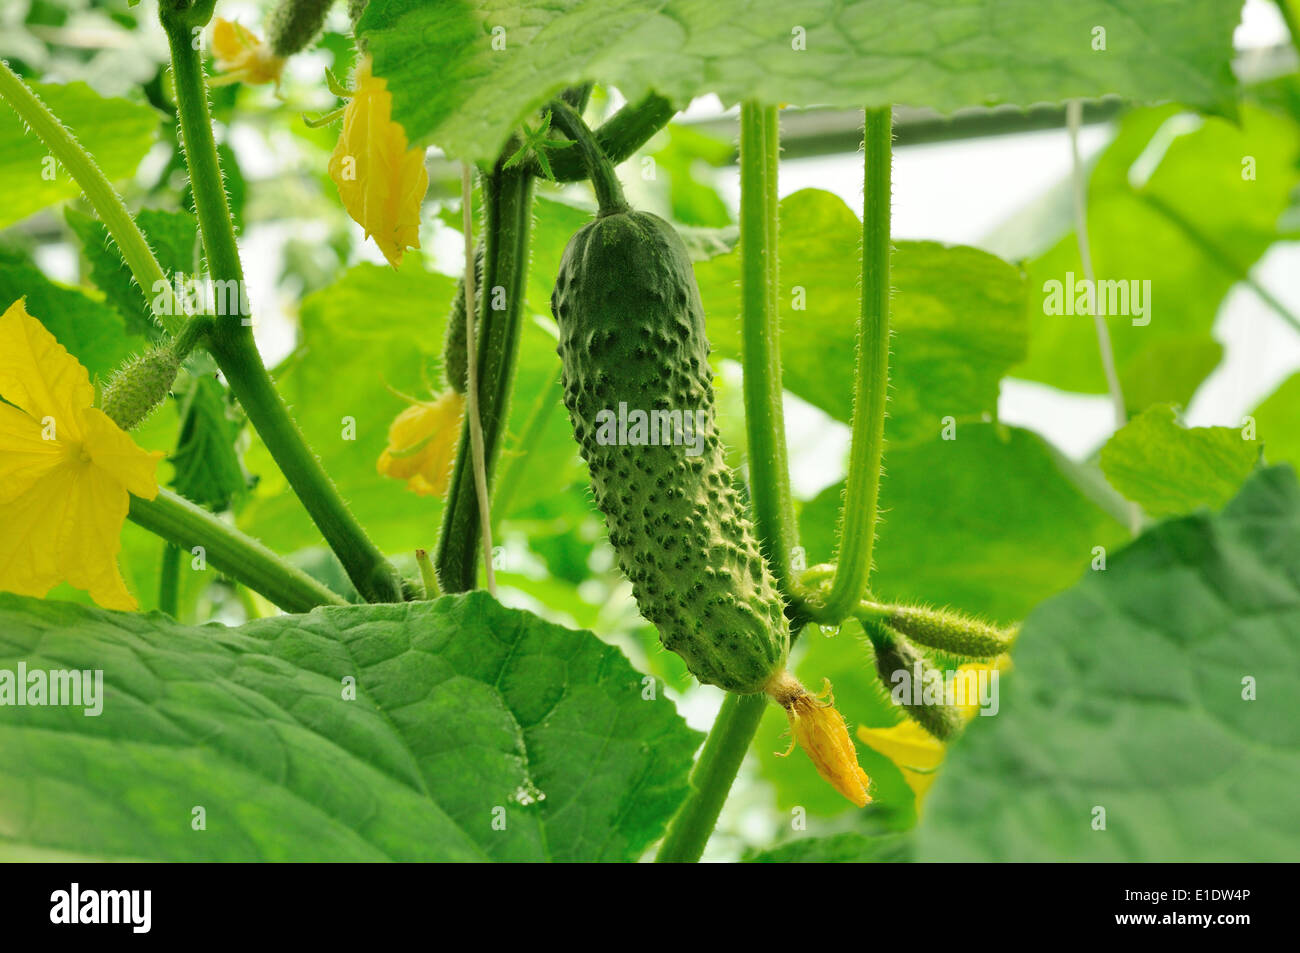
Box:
858 657 1012 811
328 55 428 268
767 672 871 808
209 19 285 88
377 389 464 497
0 300 162 610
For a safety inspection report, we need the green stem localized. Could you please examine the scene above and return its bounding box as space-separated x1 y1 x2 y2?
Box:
814 107 892 625
158 542 181 617
653 692 768 862
655 104 796 865
0 59 180 333
739 102 798 597
129 490 348 613
161 7 404 603
436 164 535 592
543 92 676 182
548 100 628 215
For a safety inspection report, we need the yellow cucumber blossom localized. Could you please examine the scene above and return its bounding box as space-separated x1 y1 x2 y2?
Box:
767 672 872 808
0 300 162 610
376 388 464 497
858 657 1011 811
327 55 428 268
209 19 285 88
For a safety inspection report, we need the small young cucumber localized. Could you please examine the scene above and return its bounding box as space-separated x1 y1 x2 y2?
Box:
552 207 789 694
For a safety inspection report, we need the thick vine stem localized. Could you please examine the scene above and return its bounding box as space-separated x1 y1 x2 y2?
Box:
129 490 348 613
739 102 799 598
435 163 535 592
548 99 628 215
541 92 676 182
654 692 768 862
0 60 180 332
161 6 405 604
812 107 893 625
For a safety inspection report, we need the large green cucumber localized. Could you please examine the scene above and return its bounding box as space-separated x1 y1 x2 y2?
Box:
552 207 788 693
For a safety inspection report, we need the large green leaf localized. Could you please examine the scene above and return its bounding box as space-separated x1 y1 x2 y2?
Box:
65 207 200 339
0 590 701 861
358 0 1242 159
0 245 133 379
237 260 458 554
1014 105 1300 402
696 189 1028 442
0 80 159 230
1100 404 1261 517
800 424 1126 623
917 466 1300 862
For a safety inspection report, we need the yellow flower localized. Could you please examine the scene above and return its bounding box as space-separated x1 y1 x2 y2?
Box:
0 300 162 610
328 55 428 269
209 19 285 88
767 672 872 808
377 389 464 497
858 657 1012 811
857 719 945 806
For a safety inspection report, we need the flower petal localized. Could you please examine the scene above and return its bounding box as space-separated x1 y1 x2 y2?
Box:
0 401 65 504
0 458 135 610
0 299 92 438
81 408 162 500
328 56 427 268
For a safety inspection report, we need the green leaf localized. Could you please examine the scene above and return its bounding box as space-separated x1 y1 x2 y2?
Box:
800 424 1125 623
237 259 458 554
0 80 159 230
0 245 133 379
1252 372 1300 470
744 831 912 862
0 590 701 861
695 189 1028 442
169 374 250 512
65 207 200 339
1014 105 1300 402
358 0 1242 159
917 466 1300 862
1100 404 1261 517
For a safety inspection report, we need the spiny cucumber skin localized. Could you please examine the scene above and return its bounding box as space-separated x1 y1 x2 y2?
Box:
552 209 788 694
872 634 963 741
268 0 334 58
100 346 181 432
888 606 1014 659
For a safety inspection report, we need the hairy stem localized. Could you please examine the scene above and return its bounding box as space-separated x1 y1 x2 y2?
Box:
815 107 893 624
0 60 180 332
739 103 798 596
129 490 348 613
460 163 497 597
161 7 404 603
548 100 628 215
654 693 768 862
543 92 676 182
436 163 535 592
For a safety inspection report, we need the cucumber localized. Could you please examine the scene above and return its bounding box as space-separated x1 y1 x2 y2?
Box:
552 203 789 693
